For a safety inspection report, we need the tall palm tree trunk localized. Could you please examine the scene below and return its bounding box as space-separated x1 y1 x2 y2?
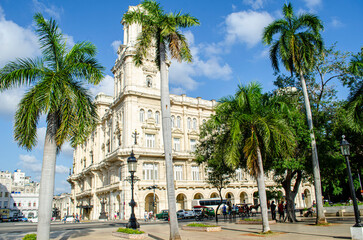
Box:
159 42 181 240
256 147 270 232
299 71 326 224
37 113 58 240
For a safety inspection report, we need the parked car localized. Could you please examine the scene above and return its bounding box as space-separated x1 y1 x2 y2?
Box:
20 216 28 222
156 210 168 220
28 217 38 223
177 209 195 219
63 215 75 223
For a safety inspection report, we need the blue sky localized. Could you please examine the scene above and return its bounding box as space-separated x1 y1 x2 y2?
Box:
0 0 362 194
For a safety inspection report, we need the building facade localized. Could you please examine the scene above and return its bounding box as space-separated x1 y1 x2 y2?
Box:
67 5 315 220
0 169 39 219
53 193 72 218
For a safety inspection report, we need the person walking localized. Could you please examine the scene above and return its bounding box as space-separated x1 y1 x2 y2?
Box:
278 201 285 222
270 201 276 220
222 205 227 219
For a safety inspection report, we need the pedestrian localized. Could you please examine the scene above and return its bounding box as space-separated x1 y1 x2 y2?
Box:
144 211 148 222
270 201 276 220
278 201 285 222
222 204 227 219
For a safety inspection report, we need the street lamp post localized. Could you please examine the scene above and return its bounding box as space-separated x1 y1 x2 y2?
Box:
340 135 362 227
126 150 140 229
340 135 362 240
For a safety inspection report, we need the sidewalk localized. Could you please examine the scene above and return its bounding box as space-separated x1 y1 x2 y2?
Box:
54 217 352 240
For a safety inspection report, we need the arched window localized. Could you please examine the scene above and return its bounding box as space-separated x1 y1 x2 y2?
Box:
193 118 197 130
146 76 152 87
187 117 191 129
171 115 175 128
147 110 152 119
177 116 181 128
139 109 145 122
155 111 160 124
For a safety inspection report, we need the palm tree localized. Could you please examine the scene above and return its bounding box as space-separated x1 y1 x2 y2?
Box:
0 14 104 240
215 82 295 233
122 1 199 239
346 48 363 132
262 2 327 223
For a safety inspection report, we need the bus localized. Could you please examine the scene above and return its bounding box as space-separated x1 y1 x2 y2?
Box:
191 198 227 214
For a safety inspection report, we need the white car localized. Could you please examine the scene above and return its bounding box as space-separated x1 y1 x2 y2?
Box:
63 215 74 223
28 217 38 223
177 209 195 219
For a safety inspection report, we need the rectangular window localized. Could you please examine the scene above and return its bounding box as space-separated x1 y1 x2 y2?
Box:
4 192 8 197
191 166 200 181
190 139 196 152
145 134 155 148
4 201 8 208
174 165 183 181
173 138 180 151
0 201 2 208
143 163 158 180
33 202 36 207
0 192 2 197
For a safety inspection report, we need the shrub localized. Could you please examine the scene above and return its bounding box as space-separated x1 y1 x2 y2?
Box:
116 228 144 234
23 234 37 240
186 223 218 227
242 218 261 221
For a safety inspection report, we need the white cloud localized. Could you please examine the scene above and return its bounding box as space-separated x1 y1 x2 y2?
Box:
243 0 266 10
61 142 74 157
111 40 122 53
170 87 186 95
0 87 27 117
88 74 114 97
330 17 344 28
56 165 69 174
168 31 233 92
0 7 40 67
169 61 199 91
32 0 63 20
18 154 70 174
18 155 42 172
225 10 274 47
303 0 322 10
64 34 75 48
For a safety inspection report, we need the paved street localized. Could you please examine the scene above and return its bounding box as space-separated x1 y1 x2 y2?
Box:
0 217 354 240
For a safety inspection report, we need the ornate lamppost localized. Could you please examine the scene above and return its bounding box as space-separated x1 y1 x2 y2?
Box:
340 135 362 239
99 197 107 220
126 150 140 229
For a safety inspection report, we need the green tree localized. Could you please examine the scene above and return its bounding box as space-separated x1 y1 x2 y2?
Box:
214 82 295 232
122 1 199 239
267 92 310 222
0 14 104 240
196 119 235 223
345 48 363 132
262 2 327 223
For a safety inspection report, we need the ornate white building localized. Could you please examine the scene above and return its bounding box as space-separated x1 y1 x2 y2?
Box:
67 5 315 220
0 169 39 219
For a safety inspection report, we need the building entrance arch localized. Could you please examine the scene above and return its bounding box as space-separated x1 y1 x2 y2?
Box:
225 192 235 204
193 193 204 199
145 193 159 214
210 192 218 198
176 193 187 210
239 192 248 204
304 189 311 207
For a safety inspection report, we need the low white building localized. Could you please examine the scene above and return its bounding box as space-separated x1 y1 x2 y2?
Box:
0 169 39 218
